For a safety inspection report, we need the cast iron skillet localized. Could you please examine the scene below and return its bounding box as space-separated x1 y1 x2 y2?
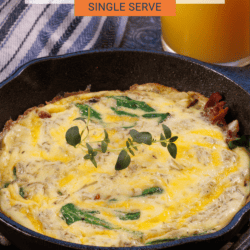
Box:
0 49 250 250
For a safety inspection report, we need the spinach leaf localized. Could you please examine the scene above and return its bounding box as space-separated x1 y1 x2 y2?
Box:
116 211 141 221
4 182 10 188
60 203 112 229
19 187 25 198
61 203 85 225
111 107 138 117
109 198 117 202
122 124 136 129
110 96 155 112
83 212 113 229
142 113 170 124
13 167 17 180
76 104 101 120
141 187 163 196
57 190 63 196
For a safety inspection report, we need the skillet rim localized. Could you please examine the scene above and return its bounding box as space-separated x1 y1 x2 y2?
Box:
0 48 249 250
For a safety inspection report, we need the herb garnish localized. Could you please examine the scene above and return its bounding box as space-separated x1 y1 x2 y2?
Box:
228 135 250 150
66 106 178 170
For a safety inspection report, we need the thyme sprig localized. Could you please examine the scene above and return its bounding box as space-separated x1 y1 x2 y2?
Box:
65 108 178 170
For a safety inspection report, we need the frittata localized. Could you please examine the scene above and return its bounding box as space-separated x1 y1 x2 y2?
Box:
0 83 249 247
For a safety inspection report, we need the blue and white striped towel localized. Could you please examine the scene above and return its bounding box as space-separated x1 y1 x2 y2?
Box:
0 0 128 84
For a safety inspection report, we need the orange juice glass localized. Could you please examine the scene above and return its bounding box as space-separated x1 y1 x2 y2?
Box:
161 2 250 66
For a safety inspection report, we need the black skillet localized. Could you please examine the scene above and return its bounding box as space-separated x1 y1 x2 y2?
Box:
0 49 250 250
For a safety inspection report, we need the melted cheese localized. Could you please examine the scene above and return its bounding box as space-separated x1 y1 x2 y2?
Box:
0 84 249 247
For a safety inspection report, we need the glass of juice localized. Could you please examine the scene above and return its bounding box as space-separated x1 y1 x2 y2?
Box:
161 1 250 66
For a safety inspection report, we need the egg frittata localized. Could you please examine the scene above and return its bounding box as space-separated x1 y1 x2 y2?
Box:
0 83 249 247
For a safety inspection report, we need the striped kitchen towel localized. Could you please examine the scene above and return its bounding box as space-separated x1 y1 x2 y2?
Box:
0 0 128 85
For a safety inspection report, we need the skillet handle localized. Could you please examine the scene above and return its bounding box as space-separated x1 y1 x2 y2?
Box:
0 232 11 246
230 226 250 250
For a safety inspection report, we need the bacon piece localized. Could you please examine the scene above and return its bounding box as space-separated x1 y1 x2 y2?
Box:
38 111 51 119
203 93 228 126
204 92 222 110
187 99 198 108
211 106 228 125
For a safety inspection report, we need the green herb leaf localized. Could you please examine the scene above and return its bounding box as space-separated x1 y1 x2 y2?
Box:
228 135 250 150
128 148 135 156
111 107 138 117
109 198 117 202
115 150 131 171
162 124 171 139
110 96 155 112
168 143 177 158
104 129 110 143
141 187 163 196
169 136 178 143
130 130 152 145
116 211 141 221
74 117 86 123
90 156 97 168
86 143 94 154
122 124 136 129
101 141 108 153
84 144 98 167
142 113 170 124
66 126 81 147
58 191 63 196
4 182 10 188
228 141 237 150
13 167 17 180
160 133 167 147
19 187 25 198
84 154 91 160
76 104 102 120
